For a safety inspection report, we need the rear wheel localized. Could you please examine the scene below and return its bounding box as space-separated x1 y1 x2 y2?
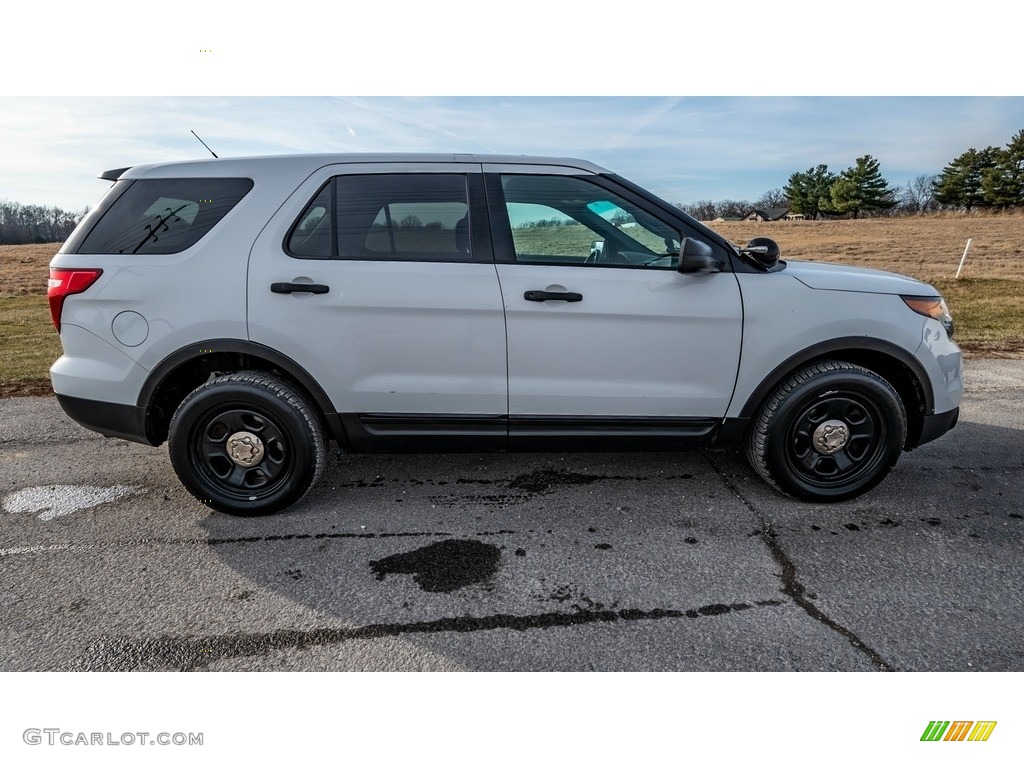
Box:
746 361 906 502
168 372 325 515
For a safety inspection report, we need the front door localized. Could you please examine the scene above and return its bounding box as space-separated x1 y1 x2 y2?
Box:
484 167 743 444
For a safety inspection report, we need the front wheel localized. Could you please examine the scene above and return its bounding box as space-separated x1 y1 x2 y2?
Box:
746 361 907 502
168 372 325 515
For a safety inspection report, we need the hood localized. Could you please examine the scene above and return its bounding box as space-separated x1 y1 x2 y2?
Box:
784 260 936 296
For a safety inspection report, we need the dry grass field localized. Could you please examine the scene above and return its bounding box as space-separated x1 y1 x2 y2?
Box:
707 214 1023 284
708 214 1024 358
1 215 1021 395
0 244 63 395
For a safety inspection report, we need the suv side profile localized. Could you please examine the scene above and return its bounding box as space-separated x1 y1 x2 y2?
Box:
48 154 962 515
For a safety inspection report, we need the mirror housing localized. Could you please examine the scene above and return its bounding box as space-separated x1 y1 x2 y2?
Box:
677 238 722 274
742 237 781 269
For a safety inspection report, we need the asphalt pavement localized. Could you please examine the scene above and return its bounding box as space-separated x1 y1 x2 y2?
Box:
1 360 1021 671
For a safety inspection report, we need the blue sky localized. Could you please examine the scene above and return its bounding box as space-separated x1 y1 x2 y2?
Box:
2 4 1020 213
3 96 1024 212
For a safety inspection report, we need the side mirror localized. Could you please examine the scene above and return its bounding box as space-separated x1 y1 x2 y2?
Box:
741 237 781 269
677 238 722 274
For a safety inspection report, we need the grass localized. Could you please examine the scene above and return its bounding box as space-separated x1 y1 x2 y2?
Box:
707 214 1024 284
932 278 1024 355
707 214 1024 358
1 218 1022 395
0 295 61 396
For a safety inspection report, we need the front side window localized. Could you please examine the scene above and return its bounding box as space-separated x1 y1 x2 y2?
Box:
76 178 253 254
287 174 471 261
501 175 682 268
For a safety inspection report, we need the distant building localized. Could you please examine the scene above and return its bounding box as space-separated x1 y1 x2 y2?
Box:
743 207 791 221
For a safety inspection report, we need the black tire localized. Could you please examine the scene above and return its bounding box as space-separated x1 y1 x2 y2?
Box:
746 361 907 502
168 372 325 516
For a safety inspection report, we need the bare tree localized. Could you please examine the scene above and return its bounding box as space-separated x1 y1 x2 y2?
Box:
677 200 718 221
717 200 752 220
755 188 788 209
901 174 938 215
0 199 85 244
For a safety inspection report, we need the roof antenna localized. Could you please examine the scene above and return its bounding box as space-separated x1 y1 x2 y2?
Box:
190 130 219 158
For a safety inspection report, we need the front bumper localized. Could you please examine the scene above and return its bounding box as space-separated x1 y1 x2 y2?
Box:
916 407 959 448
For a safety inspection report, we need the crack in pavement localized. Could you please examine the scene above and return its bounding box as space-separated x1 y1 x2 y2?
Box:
0 531 521 558
703 451 894 672
75 599 786 671
0 435 109 447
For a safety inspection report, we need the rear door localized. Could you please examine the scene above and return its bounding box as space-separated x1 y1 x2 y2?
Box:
484 165 743 444
247 163 508 449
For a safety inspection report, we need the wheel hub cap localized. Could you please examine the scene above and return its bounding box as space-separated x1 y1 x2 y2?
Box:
812 420 849 455
227 431 265 467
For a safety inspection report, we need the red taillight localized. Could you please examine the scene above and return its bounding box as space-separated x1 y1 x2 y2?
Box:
47 268 103 332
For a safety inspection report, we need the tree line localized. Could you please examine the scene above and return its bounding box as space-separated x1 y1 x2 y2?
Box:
933 129 1024 211
0 200 86 245
5 129 1022 241
677 128 1024 221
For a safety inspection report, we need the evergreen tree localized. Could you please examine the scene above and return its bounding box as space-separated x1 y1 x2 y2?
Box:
783 164 836 220
933 146 1001 211
980 130 1024 208
828 155 897 218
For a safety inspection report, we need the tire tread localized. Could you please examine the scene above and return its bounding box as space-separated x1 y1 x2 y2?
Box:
746 360 906 501
168 371 325 515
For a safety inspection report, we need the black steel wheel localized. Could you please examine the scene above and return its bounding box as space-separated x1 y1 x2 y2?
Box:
746 361 907 501
168 372 325 515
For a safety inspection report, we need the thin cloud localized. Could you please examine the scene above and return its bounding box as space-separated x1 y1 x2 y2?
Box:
3 96 1023 210
601 97 683 151
320 97 358 138
330 97 500 153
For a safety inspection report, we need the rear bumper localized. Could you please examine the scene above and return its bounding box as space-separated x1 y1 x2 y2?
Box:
55 394 153 445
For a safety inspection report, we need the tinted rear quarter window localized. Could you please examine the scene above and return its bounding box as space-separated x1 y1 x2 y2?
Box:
74 178 253 254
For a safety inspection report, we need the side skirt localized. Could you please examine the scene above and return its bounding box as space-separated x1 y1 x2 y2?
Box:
337 413 730 453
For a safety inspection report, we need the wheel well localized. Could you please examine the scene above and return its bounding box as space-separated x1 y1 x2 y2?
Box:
144 351 330 446
825 351 926 448
744 348 929 450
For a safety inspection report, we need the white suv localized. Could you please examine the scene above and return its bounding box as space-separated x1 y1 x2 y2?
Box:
48 154 962 515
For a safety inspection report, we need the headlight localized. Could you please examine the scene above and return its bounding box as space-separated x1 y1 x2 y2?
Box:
902 296 954 338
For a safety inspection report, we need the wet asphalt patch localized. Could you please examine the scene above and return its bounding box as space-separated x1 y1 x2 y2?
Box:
325 468 697 508
369 539 502 593
75 598 786 671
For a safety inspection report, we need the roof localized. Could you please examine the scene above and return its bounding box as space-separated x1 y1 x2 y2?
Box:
106 153 612 182
745 207 790 220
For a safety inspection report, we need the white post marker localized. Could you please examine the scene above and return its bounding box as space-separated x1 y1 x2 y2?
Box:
955 238 973 279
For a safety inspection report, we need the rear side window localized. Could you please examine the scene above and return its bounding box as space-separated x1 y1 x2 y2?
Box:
287 174 471 261
287 183 332 259
75 178 253 254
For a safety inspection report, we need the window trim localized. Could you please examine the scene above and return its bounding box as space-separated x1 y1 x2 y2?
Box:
283 179 334 260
